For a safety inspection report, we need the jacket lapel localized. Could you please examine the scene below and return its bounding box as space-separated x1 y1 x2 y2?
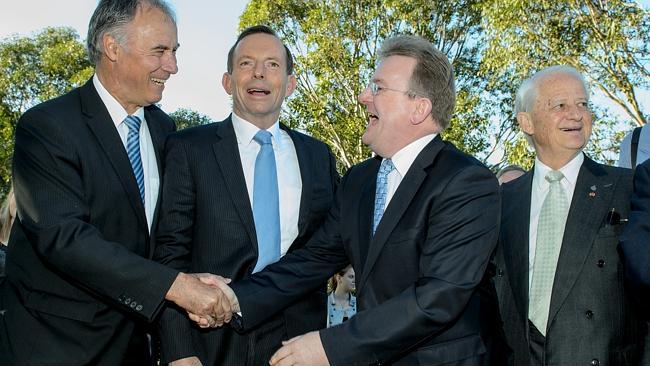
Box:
212 117 258 253
357 137 445 292
501 172 533 322
80 79 148 233
547 157 612 326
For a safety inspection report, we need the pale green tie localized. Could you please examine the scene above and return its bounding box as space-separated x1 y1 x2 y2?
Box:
529 170 569 336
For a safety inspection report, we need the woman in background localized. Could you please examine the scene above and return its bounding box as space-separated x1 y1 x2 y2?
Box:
327 264 357 327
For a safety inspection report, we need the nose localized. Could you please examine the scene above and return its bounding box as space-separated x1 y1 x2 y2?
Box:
358 86 372 105
254 63 265 79
568 104 583 121
162 51 178 75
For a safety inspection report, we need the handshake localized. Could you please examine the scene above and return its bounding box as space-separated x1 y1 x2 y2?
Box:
166 272 241 328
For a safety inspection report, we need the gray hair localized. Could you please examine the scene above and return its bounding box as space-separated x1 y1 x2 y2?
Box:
378 35 456 130
514 65 589 114
87 0 176 65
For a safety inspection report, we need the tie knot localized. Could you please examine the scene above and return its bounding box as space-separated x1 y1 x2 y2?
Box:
379 159 395 176
545 170 564 183
254 129 273 146
124 115 141 133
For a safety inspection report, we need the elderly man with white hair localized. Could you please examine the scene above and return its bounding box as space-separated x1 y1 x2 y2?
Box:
492 65 648 366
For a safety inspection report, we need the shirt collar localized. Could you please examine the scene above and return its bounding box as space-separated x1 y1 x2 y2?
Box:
231 112 283 149
93 74 144 127
533 152 584 190
389 134 437 178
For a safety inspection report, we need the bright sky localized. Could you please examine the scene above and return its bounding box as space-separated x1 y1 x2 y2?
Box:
0 1 250 121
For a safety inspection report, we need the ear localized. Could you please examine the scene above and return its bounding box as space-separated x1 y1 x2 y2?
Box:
285 74 297 98
517 111 534 136
103 33 119 62
410 97 432 126
221 72 233 95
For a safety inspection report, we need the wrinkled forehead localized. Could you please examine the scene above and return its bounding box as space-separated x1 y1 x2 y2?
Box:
535 72 589 99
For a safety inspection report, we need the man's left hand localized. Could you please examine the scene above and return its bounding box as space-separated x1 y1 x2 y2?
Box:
269 331 329 366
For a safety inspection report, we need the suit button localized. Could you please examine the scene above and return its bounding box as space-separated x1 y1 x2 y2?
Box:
130 302 137 308
135 304 143 311
585 310 594 319
597 259 605 267
125 298 131 305
591 359 599 365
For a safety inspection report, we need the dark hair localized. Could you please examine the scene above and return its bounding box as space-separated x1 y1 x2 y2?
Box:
378 35 456 130
227 25 294 75
87 0 176 64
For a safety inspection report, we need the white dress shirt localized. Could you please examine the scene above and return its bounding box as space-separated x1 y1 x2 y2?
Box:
231 113 302 256
528 153 583 290
617 125 650 168
384 134 437 208
93 75 159 232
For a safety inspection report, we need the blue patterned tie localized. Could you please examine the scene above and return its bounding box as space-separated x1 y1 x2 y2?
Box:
124 115 145 203
373 159 395 234
252 130 281 273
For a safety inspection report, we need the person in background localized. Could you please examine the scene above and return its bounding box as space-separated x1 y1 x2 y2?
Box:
496 164 526 185
327 265 356 327
493 65 647 365
0 185 15 245
0 1 233 365
618 124 650 168
0 185 15 277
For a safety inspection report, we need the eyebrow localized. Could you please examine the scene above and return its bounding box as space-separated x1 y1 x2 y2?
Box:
152 43 180 51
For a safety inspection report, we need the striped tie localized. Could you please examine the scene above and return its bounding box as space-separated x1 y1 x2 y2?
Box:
124 115 145 203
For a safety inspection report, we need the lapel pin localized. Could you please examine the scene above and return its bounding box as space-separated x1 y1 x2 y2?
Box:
589 185 597 198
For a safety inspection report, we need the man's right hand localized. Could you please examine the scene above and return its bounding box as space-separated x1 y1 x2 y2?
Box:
165 272 236 327
169 356 203 366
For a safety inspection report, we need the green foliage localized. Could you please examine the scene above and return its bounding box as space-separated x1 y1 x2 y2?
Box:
240 0 491 172
0 27 93 199
481 0 650 165
169 108 214 130
240 0 649 172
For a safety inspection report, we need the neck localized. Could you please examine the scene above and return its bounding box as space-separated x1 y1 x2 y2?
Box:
536 148 581 171
333 288 349 301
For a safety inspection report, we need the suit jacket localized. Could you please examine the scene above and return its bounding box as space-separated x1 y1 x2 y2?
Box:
154 116 338 365
620 158 650 298
231 136 502 366
0 79 179 365
494 156 647 365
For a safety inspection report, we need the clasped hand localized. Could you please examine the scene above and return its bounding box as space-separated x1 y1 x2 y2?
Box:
167 272 240 328
187 273 240 328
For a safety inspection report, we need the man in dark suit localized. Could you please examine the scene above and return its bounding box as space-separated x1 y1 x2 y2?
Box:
219 35 502 366
621 158 650 295
153 25 338 366
493 65 647 365
0 1 234 365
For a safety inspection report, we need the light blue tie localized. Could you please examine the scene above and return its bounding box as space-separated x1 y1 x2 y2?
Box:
252 130 281 273
124 115 145 203
373 159 395 234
